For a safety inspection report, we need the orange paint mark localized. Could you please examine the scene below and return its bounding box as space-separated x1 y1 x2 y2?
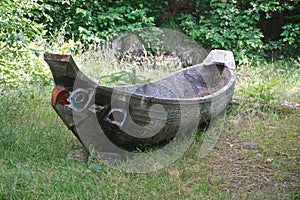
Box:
51 87 70 106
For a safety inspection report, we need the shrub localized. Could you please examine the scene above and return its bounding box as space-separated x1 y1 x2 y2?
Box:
281 23 300 56
0 0 51 90
39 0 168 45
177 0 264 64
0 0 45 53
175 0 299 63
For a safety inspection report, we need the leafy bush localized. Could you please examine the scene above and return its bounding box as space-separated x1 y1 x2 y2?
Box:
0 0 51 90
175 0 299 63
281 23 300 56
0 0 44 48
40 0 167 45
177 0 260 64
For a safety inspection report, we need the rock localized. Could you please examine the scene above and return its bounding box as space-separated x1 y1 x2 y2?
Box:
112 34 144 59
67 149 88 162
249 142 258 150
255 153 263 158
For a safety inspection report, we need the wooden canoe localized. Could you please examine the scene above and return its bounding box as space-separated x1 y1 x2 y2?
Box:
44 50 236 155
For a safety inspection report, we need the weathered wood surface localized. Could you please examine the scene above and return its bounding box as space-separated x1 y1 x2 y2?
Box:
44 50 236 153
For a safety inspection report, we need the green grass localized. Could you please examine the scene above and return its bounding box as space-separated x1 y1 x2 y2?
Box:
0 59 299 199
74 48 182 86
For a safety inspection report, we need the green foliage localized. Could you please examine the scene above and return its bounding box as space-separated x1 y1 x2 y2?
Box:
254 0 295 14
0 0 44 49
265 23 300 58
176 0 299 63
240 78 283 112
40 0 167 45
234 60 300 116
1 0 299 90
281 23 300 56
137 28 166 53
0 0 51 90
177 0 262 63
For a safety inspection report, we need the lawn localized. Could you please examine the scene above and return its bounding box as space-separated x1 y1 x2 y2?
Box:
0 58 299 199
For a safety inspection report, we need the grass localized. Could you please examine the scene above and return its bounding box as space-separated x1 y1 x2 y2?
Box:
74 47 183 86
0 57 299 199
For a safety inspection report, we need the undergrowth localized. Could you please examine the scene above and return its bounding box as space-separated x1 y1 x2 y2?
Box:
233 58 300 116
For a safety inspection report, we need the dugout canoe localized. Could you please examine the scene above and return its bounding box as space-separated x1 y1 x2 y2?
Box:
44 50 236 155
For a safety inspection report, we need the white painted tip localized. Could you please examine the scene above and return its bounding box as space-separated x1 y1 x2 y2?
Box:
203 49 236 70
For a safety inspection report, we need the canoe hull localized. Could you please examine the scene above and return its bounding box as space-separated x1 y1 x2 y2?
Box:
44 51 235 154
